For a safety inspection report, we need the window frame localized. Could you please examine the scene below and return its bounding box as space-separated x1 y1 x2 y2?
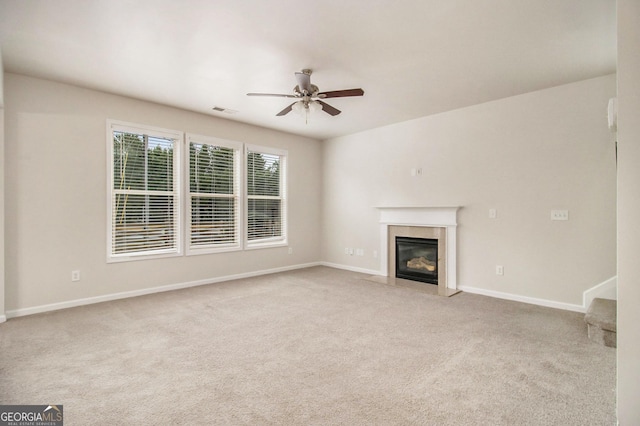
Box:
244 144 288 250
106 120 290 262
186 134 243 256
106 120 183 262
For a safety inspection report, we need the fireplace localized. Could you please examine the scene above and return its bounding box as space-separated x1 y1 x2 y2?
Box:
395 236 438 284
375 206 460 296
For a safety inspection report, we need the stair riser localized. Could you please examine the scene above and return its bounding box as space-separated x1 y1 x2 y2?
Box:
587 324 617 348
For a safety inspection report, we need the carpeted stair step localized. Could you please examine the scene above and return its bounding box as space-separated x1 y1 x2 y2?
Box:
584 298 617 348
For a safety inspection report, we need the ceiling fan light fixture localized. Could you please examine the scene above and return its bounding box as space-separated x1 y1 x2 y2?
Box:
308 100 322 114
291 100 321 123
291 101 304 115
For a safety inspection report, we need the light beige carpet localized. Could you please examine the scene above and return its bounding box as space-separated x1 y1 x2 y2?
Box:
0 266 616 425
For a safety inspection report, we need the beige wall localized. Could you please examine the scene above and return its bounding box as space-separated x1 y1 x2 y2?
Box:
3 72 619 322
0 108 4 321
322 75 617 306
0 50 5 321
3 73 322 313
0 109 4 321
617 0 640 422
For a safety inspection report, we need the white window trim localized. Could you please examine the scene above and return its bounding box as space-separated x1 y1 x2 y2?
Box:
106 120 290 262
185 134 243 256
244 144 288 250
106 120 183 263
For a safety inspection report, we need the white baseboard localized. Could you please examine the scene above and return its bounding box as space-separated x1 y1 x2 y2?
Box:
319 262 380 276
583 276 617 310
4 263 608 320
458 285 586 313
5 262 322 319
323 263 588 313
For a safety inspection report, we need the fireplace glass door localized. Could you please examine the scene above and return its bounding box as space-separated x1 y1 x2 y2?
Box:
395 236 438 284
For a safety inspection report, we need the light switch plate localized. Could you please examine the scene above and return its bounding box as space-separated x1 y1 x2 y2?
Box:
551 210 569 221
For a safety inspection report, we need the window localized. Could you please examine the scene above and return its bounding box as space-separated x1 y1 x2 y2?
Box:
107 121 182 261
187 134 241 254
245 145 287 248
107 121 288 261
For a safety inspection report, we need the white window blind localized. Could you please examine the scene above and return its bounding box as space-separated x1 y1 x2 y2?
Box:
246 146 287 247
108 122 181 260
187 135 241 253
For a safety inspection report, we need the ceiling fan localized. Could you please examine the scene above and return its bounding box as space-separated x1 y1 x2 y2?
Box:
247 69 364 117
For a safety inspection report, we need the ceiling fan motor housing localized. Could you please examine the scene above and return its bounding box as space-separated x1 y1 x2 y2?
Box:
294 84 319 97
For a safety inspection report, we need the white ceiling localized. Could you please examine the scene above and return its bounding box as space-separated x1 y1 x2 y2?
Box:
0 0 616 140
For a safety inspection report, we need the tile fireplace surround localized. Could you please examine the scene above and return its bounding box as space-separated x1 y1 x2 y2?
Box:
376 206 460 296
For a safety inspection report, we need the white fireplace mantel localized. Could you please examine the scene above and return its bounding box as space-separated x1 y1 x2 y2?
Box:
376 206 460 291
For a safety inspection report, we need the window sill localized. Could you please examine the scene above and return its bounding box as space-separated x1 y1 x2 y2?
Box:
186 244 242 256
107 250 182 263
244 239 288 251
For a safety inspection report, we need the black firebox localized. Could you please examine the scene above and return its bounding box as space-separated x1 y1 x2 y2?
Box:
395 236 438 285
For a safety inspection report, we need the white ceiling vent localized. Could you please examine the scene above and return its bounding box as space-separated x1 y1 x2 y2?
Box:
212 106 238 114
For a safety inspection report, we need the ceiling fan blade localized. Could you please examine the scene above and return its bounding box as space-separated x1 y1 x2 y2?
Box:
247 92 297 98
317 100 341 116
295 71 312 94
276 102 296 116
317 88 364 98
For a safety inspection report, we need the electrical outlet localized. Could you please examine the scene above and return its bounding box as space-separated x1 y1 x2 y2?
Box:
496 265 504 276
356 249 364 256
71 270 80 282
